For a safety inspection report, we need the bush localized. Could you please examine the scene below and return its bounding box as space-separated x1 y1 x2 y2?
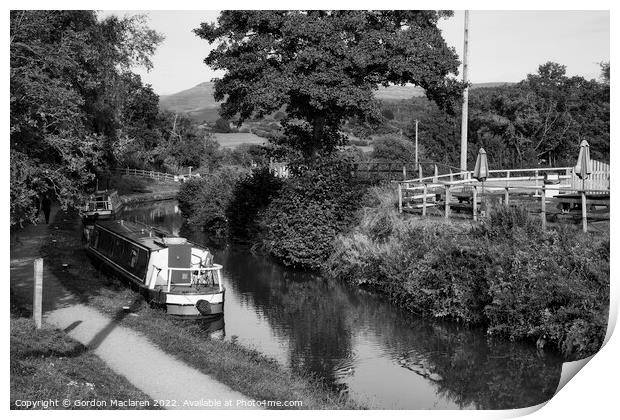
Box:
176 165 248 238
371 135 416 162
261 155 372 270
326 189 609 359
226 168 283 241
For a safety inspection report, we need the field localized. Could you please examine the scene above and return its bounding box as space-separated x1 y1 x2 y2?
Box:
213 132 267 148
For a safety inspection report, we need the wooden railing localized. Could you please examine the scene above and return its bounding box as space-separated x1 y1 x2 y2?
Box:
397 170 610 233
114 168 179 182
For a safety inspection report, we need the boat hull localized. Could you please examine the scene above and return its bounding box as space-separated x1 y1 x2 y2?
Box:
165 290 225 317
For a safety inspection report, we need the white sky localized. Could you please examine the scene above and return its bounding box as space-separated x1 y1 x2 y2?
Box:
101 9 610 95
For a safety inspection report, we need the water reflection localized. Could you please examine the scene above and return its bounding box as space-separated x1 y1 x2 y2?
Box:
124 200 563 409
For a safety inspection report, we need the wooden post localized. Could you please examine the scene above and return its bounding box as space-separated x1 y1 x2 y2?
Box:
422 184 428 216
444 185 451 218
582 189 588 233
504 187 510 207
472 186 478 221
541 185 546 230
433 165 439 183
33 258 43 329
418 164 423 183
398 183 403 214
534 169 539 196
402 165 407 181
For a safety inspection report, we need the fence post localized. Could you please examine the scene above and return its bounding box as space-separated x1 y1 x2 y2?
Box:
402 165 407 181
504 187 510 207
33 258 43 329
422 184 427 216
582 189 588 233
433 165 439 183
444 184 451 219
472 186 478 221
541 185 546 230
418 164 423 183
534 169 539 196
398 183 403 214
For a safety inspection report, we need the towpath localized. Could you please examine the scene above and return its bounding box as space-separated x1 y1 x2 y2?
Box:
10 204 255 410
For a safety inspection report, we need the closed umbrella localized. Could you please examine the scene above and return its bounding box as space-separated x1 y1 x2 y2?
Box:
574 140 591 232
473 148 489 217
574 140 591 180
473 148 489 181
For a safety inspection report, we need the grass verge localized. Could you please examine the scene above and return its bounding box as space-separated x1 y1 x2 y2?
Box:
40 208 361 409
10 298 159 410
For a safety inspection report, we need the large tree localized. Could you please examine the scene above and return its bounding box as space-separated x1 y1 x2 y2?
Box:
10 11 162 225
195 10 464 161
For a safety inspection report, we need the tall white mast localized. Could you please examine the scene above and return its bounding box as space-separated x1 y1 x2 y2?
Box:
460 10 470 174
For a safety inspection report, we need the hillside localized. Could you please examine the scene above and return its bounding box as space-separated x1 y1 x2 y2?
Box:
159 82 514 123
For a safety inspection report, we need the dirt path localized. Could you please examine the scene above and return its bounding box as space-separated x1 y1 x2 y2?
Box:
10 204 256 410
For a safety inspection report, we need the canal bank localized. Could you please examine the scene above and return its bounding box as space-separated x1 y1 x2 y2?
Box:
10 189 357 409
125 199 567 409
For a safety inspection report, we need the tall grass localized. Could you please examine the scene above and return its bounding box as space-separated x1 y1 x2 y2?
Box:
326 186 609 359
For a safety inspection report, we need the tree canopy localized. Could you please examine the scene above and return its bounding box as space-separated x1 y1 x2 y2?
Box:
401 62 610 169
10 11 163 225
195 10 464 161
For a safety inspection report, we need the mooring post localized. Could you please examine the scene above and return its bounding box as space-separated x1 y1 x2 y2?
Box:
398 183 403 214
444 185 451 219
422 184 428 216
33 258 43 329
541 185 546 230
582 189 588 233
472 186 478 221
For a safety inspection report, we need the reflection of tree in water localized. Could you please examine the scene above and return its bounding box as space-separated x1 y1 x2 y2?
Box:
349 289 563 409
217 248 354 391
122 201 184 236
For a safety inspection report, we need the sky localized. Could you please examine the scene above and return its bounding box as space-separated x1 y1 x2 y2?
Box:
102 9 608 95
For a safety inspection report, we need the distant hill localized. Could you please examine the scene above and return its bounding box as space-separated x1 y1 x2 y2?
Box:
159 82 220 114
159 81 514 123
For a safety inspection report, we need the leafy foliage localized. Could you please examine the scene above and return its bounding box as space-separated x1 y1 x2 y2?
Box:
176 166 249 239
261 155 372 270
226 168 284 241
400 62 610 169
10 11 162 225
327 189 609 359
195 11 463 161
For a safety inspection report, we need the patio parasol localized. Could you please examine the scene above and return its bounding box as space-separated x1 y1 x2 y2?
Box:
473 148 489 216
574 140 591 232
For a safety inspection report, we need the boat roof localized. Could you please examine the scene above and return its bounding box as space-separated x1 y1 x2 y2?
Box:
95 220 176 251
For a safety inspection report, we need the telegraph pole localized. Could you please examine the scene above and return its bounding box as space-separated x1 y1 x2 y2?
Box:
460 10 470 174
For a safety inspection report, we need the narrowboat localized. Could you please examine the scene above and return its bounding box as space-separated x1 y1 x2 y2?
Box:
86 220 225 317
81 189 123 222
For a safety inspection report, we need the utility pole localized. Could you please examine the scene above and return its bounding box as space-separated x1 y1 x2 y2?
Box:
460 10 470 174
415 119 419 167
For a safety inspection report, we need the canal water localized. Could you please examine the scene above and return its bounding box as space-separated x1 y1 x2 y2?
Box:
121 200 564 410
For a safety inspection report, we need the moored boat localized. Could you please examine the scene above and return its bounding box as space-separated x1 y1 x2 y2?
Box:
81 189 123 222
86 220 225 317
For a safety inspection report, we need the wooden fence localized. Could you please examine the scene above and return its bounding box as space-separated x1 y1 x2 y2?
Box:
396 160 610 233
114 167 178 182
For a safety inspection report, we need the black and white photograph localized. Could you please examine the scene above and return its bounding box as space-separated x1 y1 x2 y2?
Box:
7 1 615 416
